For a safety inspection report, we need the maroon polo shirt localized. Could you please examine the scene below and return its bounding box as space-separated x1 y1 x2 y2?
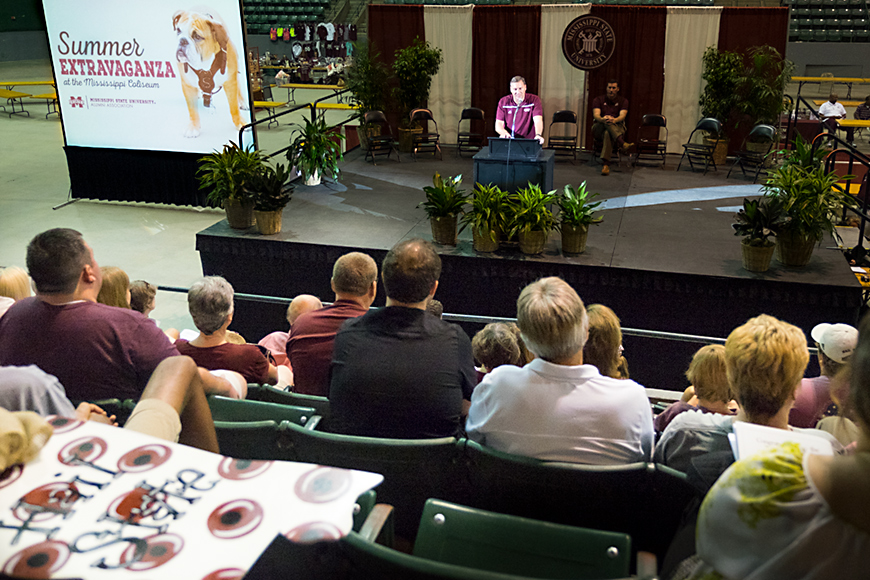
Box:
496 93 543 139
592 95 629 120
286 299 369 396
175 339 271 385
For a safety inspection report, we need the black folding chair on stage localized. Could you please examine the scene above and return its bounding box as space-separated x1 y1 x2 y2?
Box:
677 117 722 174
727 124 776 182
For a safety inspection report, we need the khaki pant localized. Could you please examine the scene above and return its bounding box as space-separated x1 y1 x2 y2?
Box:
593 120 626 162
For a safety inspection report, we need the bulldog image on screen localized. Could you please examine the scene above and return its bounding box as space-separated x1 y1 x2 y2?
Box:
173 7 247 137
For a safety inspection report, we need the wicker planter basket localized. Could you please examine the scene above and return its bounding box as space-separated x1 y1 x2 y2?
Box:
561 224 589 254
741 239 775 272
430 215 458 245
775 230 817 267
224 198 255 229
518 230 547 255
254 210 283 235
472 227 499 252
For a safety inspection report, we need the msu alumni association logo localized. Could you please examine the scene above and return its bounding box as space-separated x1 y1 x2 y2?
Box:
561 16 615 70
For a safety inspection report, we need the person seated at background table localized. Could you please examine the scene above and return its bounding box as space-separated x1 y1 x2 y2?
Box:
0 265 31 319
654 345 736 434
678 314 870 580
655 315 841 478
97 266 131 309
818 93 847 143
466 277 654 465
176 276 291 393
582 304 625 379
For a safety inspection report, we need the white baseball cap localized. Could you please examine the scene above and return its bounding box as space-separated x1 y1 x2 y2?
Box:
811 323 858 364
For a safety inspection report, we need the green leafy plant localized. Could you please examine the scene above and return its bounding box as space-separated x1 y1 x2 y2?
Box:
504 183 558 237
558 182 603 228
392 38 443 127
197 142 264 206
699 47 742 134
777 134 826 171
345 41 391 118
246 163 293 212
420 173 467 218
732 197 784 247
286 116 345 182
764 163 855 242
460 182 506 240
735 46 794 127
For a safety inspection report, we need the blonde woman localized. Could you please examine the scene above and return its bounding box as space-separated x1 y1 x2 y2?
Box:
97 266 131 309
0 266 31 319
582 304 624 379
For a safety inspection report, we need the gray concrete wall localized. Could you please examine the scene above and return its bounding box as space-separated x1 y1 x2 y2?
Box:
786 42 866 78
0 31 49 61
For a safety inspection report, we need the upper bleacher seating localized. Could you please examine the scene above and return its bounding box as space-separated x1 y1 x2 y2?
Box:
244 0 329 34
785 0 870 42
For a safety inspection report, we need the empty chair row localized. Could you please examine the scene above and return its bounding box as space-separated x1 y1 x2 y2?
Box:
790 28 870 41
785 0 866 6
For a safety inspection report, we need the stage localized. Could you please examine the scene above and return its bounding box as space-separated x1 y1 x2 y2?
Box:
197 149 864 390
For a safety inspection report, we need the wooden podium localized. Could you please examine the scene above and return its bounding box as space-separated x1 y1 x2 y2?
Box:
472 138 555 193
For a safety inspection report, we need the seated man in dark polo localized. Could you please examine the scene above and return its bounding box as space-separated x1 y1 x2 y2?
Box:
286 252 378 396
0 228 234 403
591 79 632 176
329 239 476 438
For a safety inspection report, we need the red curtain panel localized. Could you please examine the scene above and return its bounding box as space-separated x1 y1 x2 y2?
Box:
585 6 667 149
471 5 542 139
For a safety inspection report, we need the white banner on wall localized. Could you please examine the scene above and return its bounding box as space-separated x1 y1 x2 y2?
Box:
43 0 254 154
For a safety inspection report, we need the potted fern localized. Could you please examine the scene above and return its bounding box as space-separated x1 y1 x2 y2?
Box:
558 182 603 254
247 162 293 235
420 173 467 245
460 183 505 252
286 116 345 186
505 183 557 255
197 142 263 229
732 197 783 272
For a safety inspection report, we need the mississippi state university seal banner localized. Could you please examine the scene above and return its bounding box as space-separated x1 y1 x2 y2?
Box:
561 16 616 71
42 0 254 154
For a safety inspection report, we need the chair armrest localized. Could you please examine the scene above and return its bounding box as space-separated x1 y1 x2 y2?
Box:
304 415 322 430
357 504 395 547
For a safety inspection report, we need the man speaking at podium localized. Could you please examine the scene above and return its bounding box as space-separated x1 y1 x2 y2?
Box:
495 76 545 144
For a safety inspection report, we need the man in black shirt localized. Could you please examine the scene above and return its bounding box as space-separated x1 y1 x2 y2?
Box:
329 239 476 438
591 79 632 176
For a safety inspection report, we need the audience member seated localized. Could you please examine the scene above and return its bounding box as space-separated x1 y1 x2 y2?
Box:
176 276 290 393
426 298 443 318
330 239 476 439
130 279 180 341
655 315 841 479
790 322 857 428
816 373 861 446
0 229 234 402
681 315 870 579
97 265 131 308
582 304 625 379
654 345 736 433
472 322 524 374
0 265 31 319
288 253 377 396
466 277 654 464
258 294 323 370
0 357 220 452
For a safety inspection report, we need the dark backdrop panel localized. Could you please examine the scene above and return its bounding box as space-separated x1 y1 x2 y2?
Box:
718 7 790 154
471 6 541 139
585 6 666 149
65 146 207 206
367 5 425 134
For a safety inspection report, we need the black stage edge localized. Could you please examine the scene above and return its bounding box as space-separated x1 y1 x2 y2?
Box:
197 170 863 391
66 146 207 206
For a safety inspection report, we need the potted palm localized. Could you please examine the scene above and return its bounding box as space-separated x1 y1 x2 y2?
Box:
392 38 443 152
732 197 784 272
197 142 264 229
505 183 557 255
286 116 345 186
420 173 467 245
558 182 603 254
246 162 293 235
764 162 854 266
460 183 505 252
345 42 390 150
699 47 741 165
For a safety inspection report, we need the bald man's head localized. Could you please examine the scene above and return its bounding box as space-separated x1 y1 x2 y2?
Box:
286 294 323 326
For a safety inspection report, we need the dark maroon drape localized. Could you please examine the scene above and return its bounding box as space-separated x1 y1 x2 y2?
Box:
718 7 790 153
471 6 542 139
585 6 667 149
367 5 425 133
